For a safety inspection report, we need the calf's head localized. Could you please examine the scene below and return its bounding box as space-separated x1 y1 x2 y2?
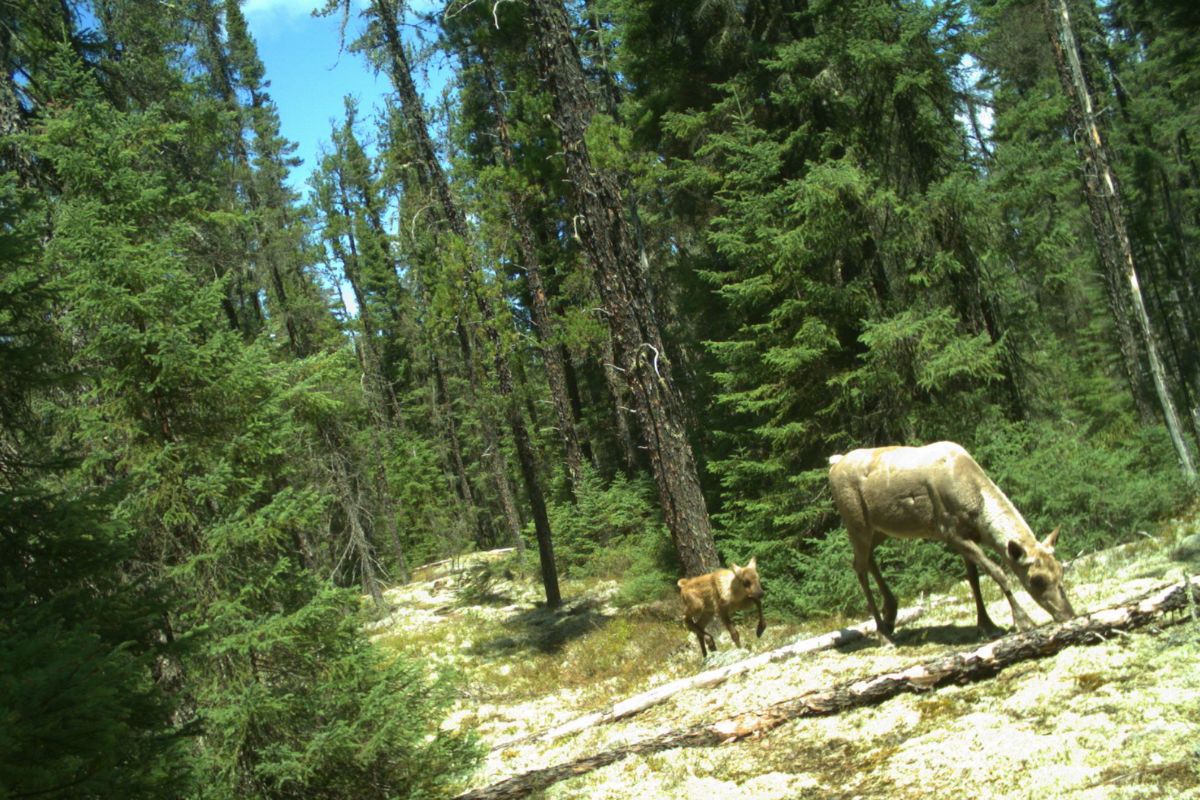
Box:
1006 527 1075 623
730 557 765 603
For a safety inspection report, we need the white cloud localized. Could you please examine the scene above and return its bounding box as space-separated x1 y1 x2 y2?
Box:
241 0 325 20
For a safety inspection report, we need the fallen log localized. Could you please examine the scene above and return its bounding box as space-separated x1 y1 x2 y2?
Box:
457 577 1200 800
495 605 926 749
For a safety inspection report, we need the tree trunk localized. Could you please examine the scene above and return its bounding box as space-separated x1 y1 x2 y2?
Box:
375 0 560 604
1044 0 1197 480
455 321 526 553
527 0 720 576
430 352 491 548
457 578 1200 800
1094 23 1200 448
328 447 384 607
477 44 588 498
561 351 599 469
347 491 384 608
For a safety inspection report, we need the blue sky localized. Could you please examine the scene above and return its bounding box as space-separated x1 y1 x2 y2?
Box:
243 0 390 193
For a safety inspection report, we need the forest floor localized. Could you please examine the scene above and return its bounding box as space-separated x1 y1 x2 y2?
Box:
371 512 1200 800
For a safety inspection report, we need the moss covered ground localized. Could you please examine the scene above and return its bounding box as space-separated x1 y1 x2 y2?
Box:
373 512 1200 799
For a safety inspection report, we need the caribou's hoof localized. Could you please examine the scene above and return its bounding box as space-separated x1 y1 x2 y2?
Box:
756 620 766 638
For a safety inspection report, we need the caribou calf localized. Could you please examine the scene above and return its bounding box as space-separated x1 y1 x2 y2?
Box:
678 558 766 658
828 442 1075 643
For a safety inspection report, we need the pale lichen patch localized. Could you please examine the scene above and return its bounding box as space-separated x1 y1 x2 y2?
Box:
379 521 1200 799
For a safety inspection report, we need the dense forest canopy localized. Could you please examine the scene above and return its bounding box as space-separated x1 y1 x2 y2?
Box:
1 0 1197 796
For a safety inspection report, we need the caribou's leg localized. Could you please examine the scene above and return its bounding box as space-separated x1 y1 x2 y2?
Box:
684 615 713 657
867 540 899 633
964 559 1005 638
951 539 1035 631
853 538 895 644
719 610 743 648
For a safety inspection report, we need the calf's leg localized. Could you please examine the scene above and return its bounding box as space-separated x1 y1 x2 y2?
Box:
720 611 743 648
684 615 712 657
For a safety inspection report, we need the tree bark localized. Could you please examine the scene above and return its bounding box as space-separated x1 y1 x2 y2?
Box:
527 0 720 576
598 334 640 474
560 351 599 469
320 180 403 594
375 0 560 604
1094 21 1200 448
477 43 588 498
1044 0 1197 480
430 352 492 548
457 577 1200 800
454 321 526 553
328 446 384 607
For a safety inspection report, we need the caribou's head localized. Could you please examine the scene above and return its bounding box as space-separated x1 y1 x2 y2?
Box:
731 557 765 603
1007 527 1075 623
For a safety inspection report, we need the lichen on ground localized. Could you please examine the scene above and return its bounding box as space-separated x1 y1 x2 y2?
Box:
373 513 1200 799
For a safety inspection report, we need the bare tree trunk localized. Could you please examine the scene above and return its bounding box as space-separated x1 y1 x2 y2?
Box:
477 44 588 498
346 490 384 607
527 0 720 576
324 191 409 592
375 0 560 604
1094 22 1200 448
430 352 491 548
455 322 526 553
560 351 599 470
964 90 994 162
598 329 640 474
1044 0 1197 480
327 446 385 608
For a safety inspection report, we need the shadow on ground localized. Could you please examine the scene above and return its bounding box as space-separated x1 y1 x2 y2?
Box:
453 563 524 607
835 623 991 653
468 598 612 657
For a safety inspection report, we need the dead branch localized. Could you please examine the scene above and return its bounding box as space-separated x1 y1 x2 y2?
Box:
494 606 926 750
457 578 1200 800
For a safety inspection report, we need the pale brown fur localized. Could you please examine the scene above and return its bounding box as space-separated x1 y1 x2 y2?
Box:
677 558 766 658
828 442 1075 644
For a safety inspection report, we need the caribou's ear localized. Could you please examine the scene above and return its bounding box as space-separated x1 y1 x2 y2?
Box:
1043 526 1062 550
747 556 757 570
1007 540 1031 566
730 562 742 575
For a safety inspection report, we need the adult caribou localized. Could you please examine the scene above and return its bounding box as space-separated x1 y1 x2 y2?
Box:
828 442 1076 644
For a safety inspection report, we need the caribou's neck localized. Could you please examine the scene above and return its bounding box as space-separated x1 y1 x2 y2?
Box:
978 481 1039 556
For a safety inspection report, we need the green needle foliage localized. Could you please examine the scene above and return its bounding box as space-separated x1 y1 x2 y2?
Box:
2 0 1198 792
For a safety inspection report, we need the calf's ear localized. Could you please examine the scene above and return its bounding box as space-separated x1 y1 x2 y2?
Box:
747 556 757 570
730 562 742 575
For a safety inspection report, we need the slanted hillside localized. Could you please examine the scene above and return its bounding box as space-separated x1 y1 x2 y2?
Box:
373 516 1200 799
